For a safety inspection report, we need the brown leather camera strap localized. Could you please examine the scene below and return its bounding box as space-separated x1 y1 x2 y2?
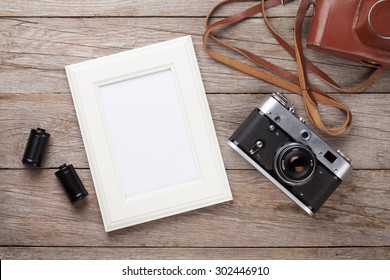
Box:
203 0 383 136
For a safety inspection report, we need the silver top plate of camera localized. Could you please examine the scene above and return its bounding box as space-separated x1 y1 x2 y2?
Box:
258 93 352 180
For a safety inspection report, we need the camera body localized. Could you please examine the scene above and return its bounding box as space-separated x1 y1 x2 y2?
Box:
307 0 390 69
228 93 352 215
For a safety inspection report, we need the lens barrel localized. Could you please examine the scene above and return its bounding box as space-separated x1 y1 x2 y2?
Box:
274 143 316 186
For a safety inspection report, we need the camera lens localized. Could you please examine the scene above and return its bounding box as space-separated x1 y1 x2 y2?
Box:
274 143 316 186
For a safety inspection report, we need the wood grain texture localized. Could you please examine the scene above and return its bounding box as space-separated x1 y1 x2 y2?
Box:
0 93 389 169
1 169 389 247
1 17 389 94
1 247 389 260
1 0 389 260
0 0 300 17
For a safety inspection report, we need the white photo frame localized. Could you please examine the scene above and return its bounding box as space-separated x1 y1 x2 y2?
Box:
65 36 232 232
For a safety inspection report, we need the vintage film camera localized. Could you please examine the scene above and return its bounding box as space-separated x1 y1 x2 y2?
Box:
228 93 352 215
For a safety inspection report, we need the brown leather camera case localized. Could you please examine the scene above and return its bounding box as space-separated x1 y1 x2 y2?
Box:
307 0 390 69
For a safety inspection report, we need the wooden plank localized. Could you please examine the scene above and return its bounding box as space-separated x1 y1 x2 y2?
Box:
1 169 389 247
0 0 300 17
1 17 389 94
1 93 389 169
1 246 389 260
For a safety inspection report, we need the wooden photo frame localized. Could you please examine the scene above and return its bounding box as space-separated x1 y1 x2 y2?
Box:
65 36 232 232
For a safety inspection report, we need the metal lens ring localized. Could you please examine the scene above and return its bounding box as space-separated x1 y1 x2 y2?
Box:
274 143 316 186
368 0 390 39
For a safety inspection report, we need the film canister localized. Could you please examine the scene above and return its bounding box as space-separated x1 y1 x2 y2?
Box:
22 127 50 167
55 164 88 202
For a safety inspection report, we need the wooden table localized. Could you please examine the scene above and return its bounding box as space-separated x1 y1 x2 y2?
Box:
1 0 389 259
